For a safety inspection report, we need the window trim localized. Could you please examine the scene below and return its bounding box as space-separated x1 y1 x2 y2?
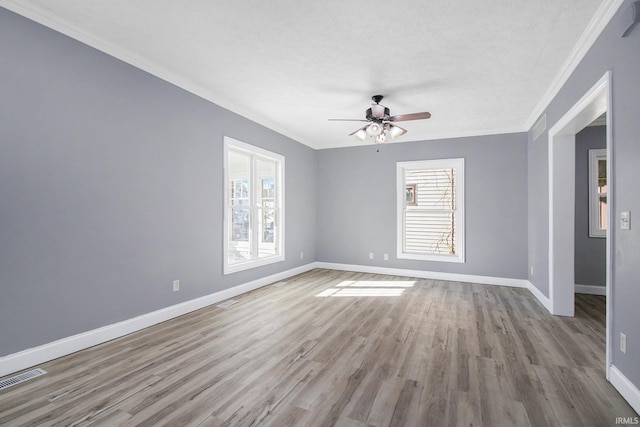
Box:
223 137 285 274
588 149 606 238
396 158 465 263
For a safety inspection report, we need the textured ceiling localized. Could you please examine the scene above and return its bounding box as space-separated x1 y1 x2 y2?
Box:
1 0 611 149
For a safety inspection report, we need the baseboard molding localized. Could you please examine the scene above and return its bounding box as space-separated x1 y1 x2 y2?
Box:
525 280 553 313
0 261 562 378
575 284 607 295
0 263 316 378
610 365 640 415
314 262 530 288
315 262 554 314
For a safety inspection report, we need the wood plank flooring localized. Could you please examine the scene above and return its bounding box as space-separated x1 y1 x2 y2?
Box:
0 269 636 426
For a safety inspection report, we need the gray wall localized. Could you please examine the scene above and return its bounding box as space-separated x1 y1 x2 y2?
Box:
0 8 316 356
317 133 529 279
574 126 606 287
527 0 640 386
4 0 639 395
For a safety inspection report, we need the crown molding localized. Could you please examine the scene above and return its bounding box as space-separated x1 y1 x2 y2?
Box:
0 1 316 149
1 0 624 149
524 0 624 132
524 0 625 131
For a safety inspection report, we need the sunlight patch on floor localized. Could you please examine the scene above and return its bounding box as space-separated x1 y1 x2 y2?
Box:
316 279 415 297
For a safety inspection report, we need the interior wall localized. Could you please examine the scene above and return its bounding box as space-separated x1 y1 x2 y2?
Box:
0 8 317 357
574 125 606 288
527 0 640 387
316 133 528 280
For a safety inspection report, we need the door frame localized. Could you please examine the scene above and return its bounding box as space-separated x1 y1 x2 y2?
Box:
547 70 613 378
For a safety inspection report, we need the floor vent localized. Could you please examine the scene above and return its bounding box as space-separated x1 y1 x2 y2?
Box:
217 299 239 308
0 368 47 392
272 281 287 287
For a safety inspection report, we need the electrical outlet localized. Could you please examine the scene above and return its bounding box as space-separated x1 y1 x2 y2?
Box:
384 253 389 261
621 332 627 354
530 266 534 276
173 280 180 292
300 251 304 259
369 252 374 259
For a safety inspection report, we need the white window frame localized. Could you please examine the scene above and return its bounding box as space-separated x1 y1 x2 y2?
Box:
223 137 285 274
396 158 465 263
588 149 607 238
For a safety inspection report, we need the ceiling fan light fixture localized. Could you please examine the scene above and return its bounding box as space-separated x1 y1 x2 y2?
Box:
371 104 386 118
388 124 407 139
366 122 383 137
334 95 431 145
353 128 367 142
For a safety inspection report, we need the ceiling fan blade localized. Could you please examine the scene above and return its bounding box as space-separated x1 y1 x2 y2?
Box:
328 118 369 122
389 112 431 122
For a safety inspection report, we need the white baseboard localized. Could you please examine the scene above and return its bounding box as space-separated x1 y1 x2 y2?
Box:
0 262 559 378
315 262 553 314
610 365 640 415
525 280 553 312
0 263 316 378
314 262 530 288
575 284 607 295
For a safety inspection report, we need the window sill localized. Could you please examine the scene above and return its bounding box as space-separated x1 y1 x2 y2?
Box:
397 252 465 263
224 255 285 275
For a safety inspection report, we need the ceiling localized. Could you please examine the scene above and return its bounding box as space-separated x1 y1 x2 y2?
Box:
1 0 614 149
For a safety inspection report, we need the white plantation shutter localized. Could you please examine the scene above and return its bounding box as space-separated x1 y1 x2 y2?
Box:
404 168 455 255
397 159 464 263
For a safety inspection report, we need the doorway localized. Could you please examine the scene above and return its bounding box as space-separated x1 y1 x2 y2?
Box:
548 71 612 377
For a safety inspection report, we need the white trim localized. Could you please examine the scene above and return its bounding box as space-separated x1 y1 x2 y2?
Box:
548 70 613 379
605 84 614 381
0 261 555 380
314 262 530 288
0 0 623 148
610 365 640 415
525 280 553 312
0 1 316 149
0 263 315 378
548 71 610 317
315 262 552 312
223 137 285 275
575 284 607 295
548 132 577 317
524 0 624 130
396 158 465 264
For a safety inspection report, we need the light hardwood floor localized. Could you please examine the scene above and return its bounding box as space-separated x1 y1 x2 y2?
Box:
0 269 636 426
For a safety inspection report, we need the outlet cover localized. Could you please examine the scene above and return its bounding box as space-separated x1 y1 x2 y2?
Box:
621 332 627 354
173 280 180 292
621 211 631 230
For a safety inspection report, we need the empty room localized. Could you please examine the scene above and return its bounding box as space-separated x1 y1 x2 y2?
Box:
1 1 639 426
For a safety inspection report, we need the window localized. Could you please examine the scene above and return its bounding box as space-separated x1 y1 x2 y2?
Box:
589 149 607 238
397 158 464 263
224 137 284 274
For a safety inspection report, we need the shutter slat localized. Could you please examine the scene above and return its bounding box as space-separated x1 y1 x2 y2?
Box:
403 167 456 255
